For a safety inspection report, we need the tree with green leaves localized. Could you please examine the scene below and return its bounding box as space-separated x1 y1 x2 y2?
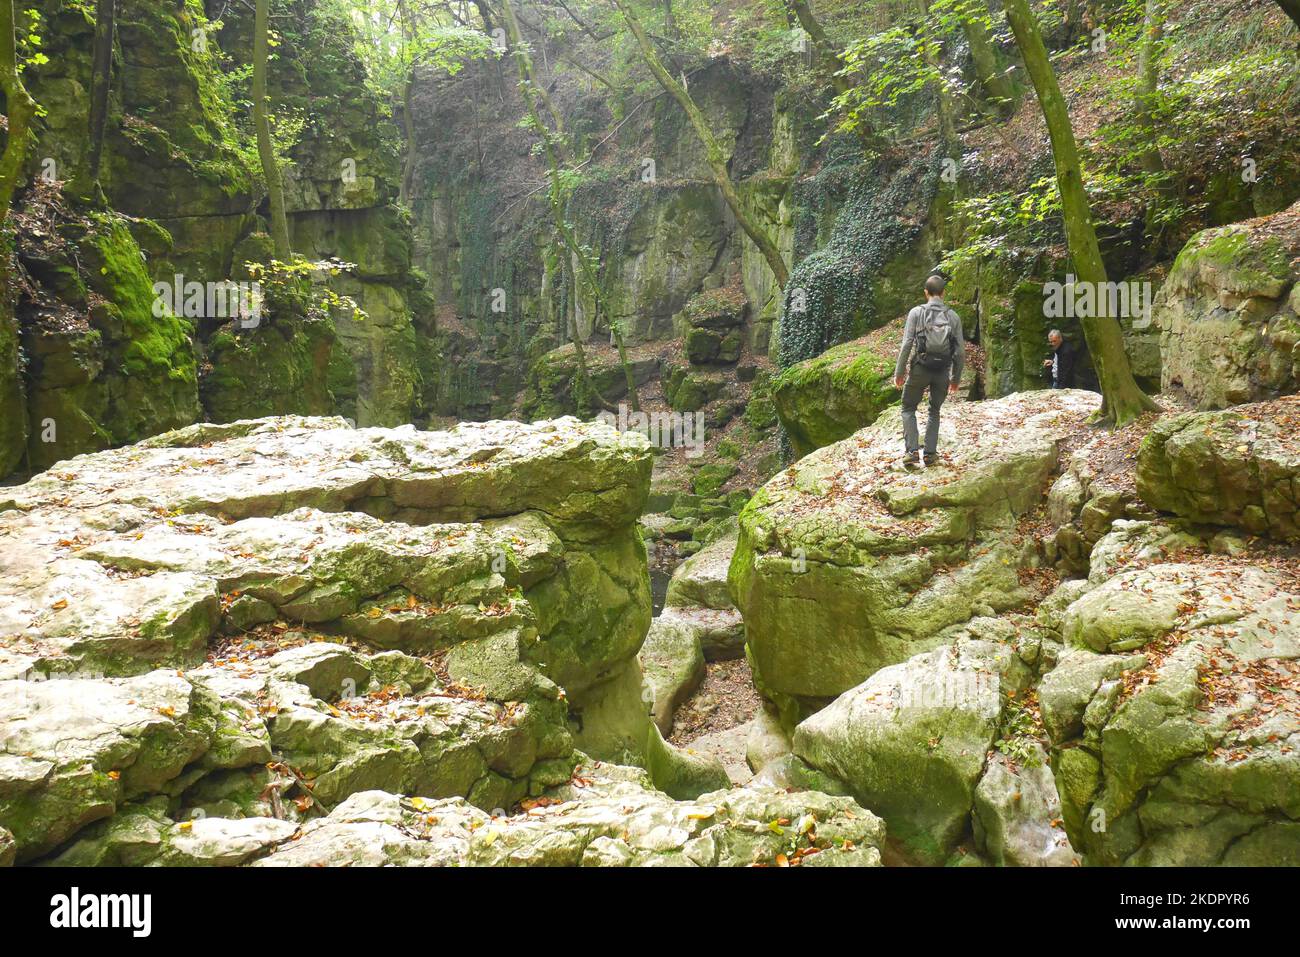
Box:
786 0 888 153
254 0 292 259
1133 0 1166 177
501 0 641 411
998 0 1159 424
834 2 982 149
949 0 1016 116
611 0 789 289
345 0 491 203
916 0 958 149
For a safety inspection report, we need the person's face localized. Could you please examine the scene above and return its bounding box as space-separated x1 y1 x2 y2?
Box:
1049 333 1062 349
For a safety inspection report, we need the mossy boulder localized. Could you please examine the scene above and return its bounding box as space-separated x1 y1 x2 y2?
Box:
691 462 736 497
0 672 222 862
1136 398 1300 539
22 213 201 471
1040 536 1300 865
522 343 658 419
0 415 670 858
640 616 706 735
1156 201 1300 409
201 318 337 423
771 334 902 459
730 390 1099 714
793 639 1010 865
743 370 779 431
666 529 739 612
973 744 1078 867
248 765 886 866
662 362 728 412
675 285 749 366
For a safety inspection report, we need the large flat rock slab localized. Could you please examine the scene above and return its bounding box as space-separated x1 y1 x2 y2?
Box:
0 415 662 860
2 415 652 539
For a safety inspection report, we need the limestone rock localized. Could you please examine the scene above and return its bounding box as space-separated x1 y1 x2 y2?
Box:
0 415 664 857
0 672 221 862
640 616 706 736
665 529 738 611
973 744 1078 866
44 804 299 867
1042 554 1300 865
793 639 1012 865
745 707 792 774
522 344 659 419
772 333 902 459
252 760 886 867
732 390 1099 710
643 724 732 800
1156 202 1300 409
1137 398 1300 539
681 721 755 787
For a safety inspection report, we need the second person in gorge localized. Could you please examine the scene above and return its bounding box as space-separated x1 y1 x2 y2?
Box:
894 274 965 468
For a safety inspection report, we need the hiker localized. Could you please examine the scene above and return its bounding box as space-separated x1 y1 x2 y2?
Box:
1043 329 1076 389
893 275 965 467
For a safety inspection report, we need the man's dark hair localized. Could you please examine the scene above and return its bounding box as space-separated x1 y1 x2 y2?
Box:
924 274 947 296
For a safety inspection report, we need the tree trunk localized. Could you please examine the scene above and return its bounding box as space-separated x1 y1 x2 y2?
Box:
663 0 677 39
960 7 1016 116
614 0 789 288
254 0 292 259
1 0 36 226
399 72 416 203
87 0 115 186
1134 0 1165 176
916 0 958 151
1274 0 1300 30
999 0 1159 424
396 0 415 205
786 0 888 154
501 0 638 411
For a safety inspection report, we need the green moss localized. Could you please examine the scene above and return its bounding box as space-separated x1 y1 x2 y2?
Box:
771 336 900 458
201 319 337 423
1178 227 1292 297
86 213 197 386
691 463 737 497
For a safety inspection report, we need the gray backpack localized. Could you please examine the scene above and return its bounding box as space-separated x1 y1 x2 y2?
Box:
915 303 956 371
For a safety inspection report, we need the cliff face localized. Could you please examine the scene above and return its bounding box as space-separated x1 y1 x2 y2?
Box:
4 1 1300 483
398 6 1300 433
2 0 429 480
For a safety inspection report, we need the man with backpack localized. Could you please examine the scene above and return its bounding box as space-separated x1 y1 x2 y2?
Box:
893 274 965 468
